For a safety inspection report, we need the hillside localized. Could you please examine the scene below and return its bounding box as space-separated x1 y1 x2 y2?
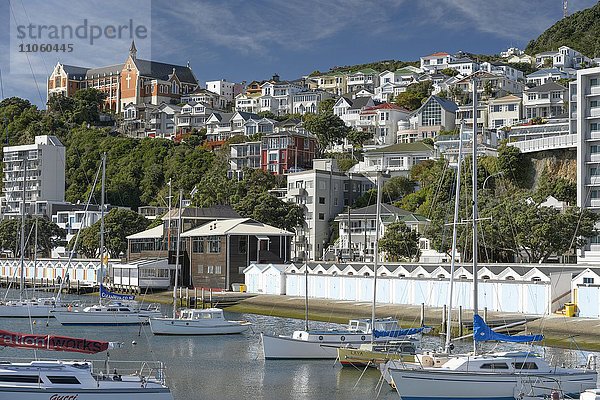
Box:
526 2 600 58
309 59 419 76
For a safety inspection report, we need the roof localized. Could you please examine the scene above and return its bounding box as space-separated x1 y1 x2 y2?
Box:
208 112 234 123
235 111 261 120
348 203 423 218
85 64 124 78
348 97 373 110
417 95 458 114
126 224 164 240
525 81 567 93
526 68 564 77
365 142 433 154
490 94 522 103
180 218 294 237
61 64 91 78
275 118 301 128
424 52 449 57
161 205 240 220
448 58 475 64
363 103 410 113
394 67 419 75
133 58 197 84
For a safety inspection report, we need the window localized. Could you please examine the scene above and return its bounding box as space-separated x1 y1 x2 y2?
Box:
591 167 600 176
0 375 41 383
513 362 538 370
583 277 595 284
207 236 221 253
239 237 247 254
592 190 600 199
318 213 325 220
197 265 204 274
591 145 600 154
592 123 599 132
192 238 204 253
480 363 509 370
215 265 222 274
592 100 599 108
591 78 599 87
507 104 516 112
319 197 326 205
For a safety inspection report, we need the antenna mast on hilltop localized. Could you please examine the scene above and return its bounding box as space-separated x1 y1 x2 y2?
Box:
563 0 568 18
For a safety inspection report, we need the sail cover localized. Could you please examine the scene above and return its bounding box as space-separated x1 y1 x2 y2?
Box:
373 327 429 338
100 285 135 301
0 329 109 354
473 314 543 343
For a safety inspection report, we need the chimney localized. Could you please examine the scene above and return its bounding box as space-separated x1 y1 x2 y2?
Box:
272 73 280 82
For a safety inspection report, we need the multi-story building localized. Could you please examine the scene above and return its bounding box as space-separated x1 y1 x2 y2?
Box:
292 90 333 115
526 68 573 86
447 57 480 76
243 117 275 137
346 68 379 93
48 42 199 113
1 135 65 218
575 67 600 263
261 130 317 175
333 96 376 128
375 67 421 102
480 62 524 82
175 101 218 135
229 141 262 179
523 82 567 120
259 76 303 116
205 111 261 149
147 103 181 139
235 93 260 114
356 103 411 146
452 70 525 101
396 95 458 143
313 72 347 96
285 159 373 261
488 94 523 130
205 79 244 107
181 88 221 109
351 142 434 177
420 52 456 73
535 46 591 69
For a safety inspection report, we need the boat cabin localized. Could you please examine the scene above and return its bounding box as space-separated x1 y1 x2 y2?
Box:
348 318 401 333
178 308 225 320
437 352 552 373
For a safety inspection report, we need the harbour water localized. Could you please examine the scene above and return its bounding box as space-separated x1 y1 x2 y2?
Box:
1 295 598 400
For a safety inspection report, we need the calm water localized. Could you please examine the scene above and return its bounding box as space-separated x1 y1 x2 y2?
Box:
1 293 598 400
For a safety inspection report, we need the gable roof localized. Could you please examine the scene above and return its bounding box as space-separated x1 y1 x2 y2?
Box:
424 52 449 58
416 95 458 114
180 218 293 237
348 97 373 110
126 224 164 240
161 205 240 220
526 68 564 78
525 81 567 93
133 58 197 84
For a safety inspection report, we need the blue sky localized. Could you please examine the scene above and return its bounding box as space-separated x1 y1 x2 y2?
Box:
1 0 598 108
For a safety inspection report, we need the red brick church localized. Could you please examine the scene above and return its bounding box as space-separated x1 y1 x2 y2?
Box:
47 41 199 112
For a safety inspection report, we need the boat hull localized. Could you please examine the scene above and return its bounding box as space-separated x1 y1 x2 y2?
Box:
338 347 415 367
262 332 380 359
0 304 57 318
149 317 251 335
388 368 597 400
0 387 173 400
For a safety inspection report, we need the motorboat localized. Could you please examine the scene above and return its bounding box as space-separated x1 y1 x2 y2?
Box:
150 307 251 335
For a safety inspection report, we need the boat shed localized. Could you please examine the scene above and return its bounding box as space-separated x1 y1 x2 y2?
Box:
571 268 600 318
243 263 287 295
109 258 172 290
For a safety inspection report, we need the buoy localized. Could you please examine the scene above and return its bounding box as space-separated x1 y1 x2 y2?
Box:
32 320 36 325
131 340 137 345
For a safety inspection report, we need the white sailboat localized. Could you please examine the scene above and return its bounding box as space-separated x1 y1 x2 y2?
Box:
149 189 251 335
52 154 161 326
383 84 598 400
0 329 173 399
262 173 426 360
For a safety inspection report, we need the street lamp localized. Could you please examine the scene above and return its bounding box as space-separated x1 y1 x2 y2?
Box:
482 171 504 190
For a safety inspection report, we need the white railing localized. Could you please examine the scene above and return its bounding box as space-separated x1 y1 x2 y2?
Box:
508 134 576 153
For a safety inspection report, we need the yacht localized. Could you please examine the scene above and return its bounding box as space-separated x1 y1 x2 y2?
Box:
52 301 161 326
0 359 173 399
150 307 251 335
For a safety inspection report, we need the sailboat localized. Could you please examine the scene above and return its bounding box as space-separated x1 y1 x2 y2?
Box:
0 155 62 318
383 85 598 399
149 189 251 335
52 154 161 326
336 172 429 367
0 328 173 399
261 172 426 360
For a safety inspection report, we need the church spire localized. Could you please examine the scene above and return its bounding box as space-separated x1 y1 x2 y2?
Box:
129 40 137 60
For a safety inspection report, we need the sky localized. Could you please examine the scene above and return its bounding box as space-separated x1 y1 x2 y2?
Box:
0 0 598 108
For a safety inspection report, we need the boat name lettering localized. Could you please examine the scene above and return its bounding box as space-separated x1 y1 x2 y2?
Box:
50 395 79 400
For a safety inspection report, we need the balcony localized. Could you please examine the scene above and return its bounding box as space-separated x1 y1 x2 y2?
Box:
288 187 307 197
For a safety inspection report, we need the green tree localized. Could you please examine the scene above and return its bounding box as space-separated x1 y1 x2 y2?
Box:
347 128 372 148
0 217 65 257
440 68 459 77
379 221 421 261
303 111 351 154
394 81 433 111
73 208 150 258
497 143 532 188
235 191 304 232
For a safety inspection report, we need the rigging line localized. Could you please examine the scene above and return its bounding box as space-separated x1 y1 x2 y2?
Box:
8 2 44 106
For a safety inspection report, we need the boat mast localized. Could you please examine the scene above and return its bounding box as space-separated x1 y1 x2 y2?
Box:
371 170 382 343
444 121 464 354
172 189 183 318
33 218 38 295
472 78 479 355
99 153 106 306
19 152 27 300
304 263 309 331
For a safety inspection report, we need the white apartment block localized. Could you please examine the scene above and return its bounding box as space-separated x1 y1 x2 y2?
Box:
229 141 261 179
523 82 567 120
285 159 372 261
1 135 65 218
206 79 244 107
575 67 600 263
447 58 480 76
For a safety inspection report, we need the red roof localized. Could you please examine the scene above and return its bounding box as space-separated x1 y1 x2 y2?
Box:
425 52 449 57
363 103 410 113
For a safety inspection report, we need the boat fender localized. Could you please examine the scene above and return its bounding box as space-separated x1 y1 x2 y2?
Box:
318 336 323 341
361 335 366 341
68 305 72 312
341 336 345 342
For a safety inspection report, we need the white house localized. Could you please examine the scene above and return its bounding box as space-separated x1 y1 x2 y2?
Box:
420 52 456 73
526 68 575 86
235 93 260 114
397 96 458 143
480 62 524 82
447 57 480 76
356 103 411 146
292 89 332 115
147 103 181 139
523 81 567 120
351 142 434 177
259 77 303 115
488 94 523 130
